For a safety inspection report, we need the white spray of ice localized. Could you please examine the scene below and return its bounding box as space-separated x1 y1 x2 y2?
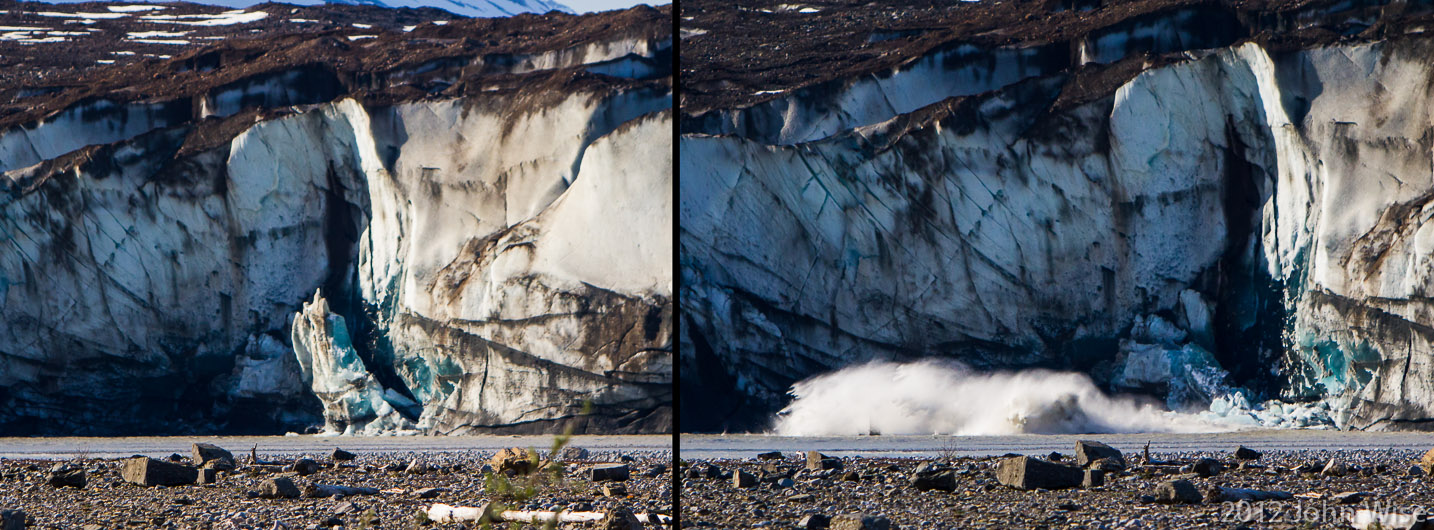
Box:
771 360 1241 436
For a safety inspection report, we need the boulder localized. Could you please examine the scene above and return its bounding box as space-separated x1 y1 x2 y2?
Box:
1234 446 1262 460
1192 458 1223 477
491 448 532 476
591 464 630 482
599 506 643 530
197 468 219 485
331 448 356 461
1323 460 1351 477
559 446 590 461
1082 469 1104 488
805 451 842 471
1417 449 1434 475
121 457 197 487
758 451 783 460
798 514 831 530
405 459 430 475
909 462 957 492
995 456 1082 490
191 443 234 469
831 514 894 530
258 477 301 499
1154 479 1203 504
1088 457 1125 472
733 470 758 488
46 464 85 489
291 458 321 476
1074 440 1124 468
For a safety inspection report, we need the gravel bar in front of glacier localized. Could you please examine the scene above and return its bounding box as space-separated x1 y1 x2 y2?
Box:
680 433 1434 529
0 436 673 529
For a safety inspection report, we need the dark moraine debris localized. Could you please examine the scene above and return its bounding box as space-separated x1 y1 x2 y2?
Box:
995 456 1083 490
121 457 198 487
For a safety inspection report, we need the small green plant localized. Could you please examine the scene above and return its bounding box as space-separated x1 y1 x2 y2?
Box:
473 400 595 530
357 508 378 529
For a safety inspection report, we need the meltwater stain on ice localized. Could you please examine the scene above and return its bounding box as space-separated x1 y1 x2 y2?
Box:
772 360 1242 436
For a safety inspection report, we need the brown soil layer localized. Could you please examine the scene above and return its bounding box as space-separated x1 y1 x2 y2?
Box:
678 0 1434 115
0 1 671 130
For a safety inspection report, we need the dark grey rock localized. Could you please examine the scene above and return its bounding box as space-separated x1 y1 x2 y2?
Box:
291 458 321 476
734 470 758 488
995 456 1082 490
909 463 958 492
121 457 197 487
258 477 301 499
191 443 233 468
46 464 85 489
1154 479 1203 504
1234 446 1261 460
758 451 783 460
1193 458 1223 477
331 448 356 461
591 464 630 482
197 468 218 485
1074 440 1124 468
600 506 642 530
1082 469 1104 488
806 451 842 471
798 514 831 530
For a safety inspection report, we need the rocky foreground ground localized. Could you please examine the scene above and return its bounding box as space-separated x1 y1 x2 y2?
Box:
680 442 1434 529
0 442 673 529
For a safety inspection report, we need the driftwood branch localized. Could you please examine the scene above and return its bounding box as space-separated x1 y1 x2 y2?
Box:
425 504 671 525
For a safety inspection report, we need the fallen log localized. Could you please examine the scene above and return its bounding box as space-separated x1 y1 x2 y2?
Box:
425 504 671 525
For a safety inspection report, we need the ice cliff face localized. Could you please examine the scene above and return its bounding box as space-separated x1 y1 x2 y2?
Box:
680 0 1434 431
0 5 672 435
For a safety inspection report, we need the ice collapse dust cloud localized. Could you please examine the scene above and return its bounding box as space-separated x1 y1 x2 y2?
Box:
772 360 1234 436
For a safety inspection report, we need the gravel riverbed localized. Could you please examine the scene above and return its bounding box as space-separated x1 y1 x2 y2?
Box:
680 445 1434 529
0 444 674 529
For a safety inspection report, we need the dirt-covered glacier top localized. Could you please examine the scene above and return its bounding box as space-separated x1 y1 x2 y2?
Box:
679 0 1434 115
0 1 671 130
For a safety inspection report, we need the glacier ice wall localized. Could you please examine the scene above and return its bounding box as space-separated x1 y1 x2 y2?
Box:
0 80 672 435
681 35 1434 431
